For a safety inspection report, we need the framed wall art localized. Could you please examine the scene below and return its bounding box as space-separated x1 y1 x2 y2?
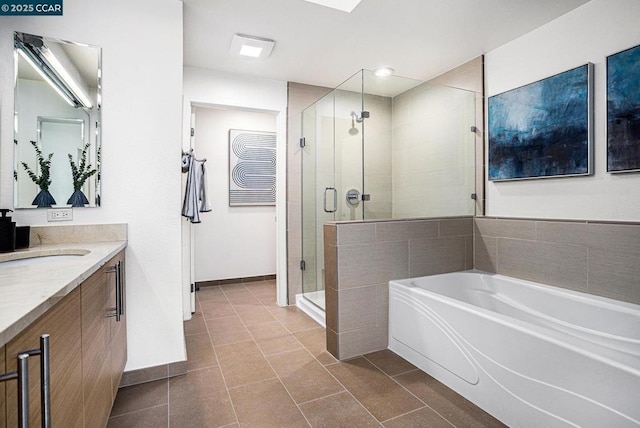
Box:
488 63 593 181
607 44 640 173
229 129 276 206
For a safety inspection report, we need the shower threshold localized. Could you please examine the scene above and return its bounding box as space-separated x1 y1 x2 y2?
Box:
296 290 326 327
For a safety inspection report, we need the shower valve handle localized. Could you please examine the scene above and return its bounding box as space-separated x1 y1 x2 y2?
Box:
346 189 360 206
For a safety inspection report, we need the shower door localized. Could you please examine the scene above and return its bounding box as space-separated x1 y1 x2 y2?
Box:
300 69 478 313
301 76 364 311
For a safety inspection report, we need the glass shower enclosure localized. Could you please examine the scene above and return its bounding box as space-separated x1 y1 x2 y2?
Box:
300 70 477 313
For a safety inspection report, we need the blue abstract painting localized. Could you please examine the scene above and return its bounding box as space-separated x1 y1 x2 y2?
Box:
607 44 640 172
229 129 276 206
488 64 592 180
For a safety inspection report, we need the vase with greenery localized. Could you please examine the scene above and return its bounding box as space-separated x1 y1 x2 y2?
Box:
21 140 56 207
67 142 97 207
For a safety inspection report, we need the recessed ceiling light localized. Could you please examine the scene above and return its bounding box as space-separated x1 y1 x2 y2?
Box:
303 0 363 13
229 34 275 59
239 45 263 58
373 67 395 77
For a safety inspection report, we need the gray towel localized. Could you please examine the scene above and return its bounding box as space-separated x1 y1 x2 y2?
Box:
182 154 211 223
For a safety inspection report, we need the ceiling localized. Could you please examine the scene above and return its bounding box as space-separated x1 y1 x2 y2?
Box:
183 0 591 89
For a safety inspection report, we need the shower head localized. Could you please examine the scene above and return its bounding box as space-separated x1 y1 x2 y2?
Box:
349 111 359 135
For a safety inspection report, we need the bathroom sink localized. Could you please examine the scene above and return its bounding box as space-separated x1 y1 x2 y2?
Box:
0 249 90 268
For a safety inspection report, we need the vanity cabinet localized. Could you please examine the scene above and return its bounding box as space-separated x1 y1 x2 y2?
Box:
1 249 126 428
82 251 126 427
5 287 83 428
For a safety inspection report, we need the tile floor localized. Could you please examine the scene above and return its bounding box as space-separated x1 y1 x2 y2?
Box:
108 280 505 427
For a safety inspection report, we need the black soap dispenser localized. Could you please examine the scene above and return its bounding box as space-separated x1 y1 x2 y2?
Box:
0 208 16 253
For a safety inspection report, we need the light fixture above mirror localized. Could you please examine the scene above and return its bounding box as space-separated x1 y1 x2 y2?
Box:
15 33 94 109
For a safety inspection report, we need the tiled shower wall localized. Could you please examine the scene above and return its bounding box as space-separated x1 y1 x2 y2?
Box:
475 217 640 305
324 217 474 360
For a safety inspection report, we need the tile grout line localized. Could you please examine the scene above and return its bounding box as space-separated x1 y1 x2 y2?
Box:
225 375 281 392
220 281 315 425
356 354 433 424
382 406 456 428
199 281 420 427
244 280 384 425
231 282 314 427
274 290 382 425
166 372 170 428
362 354 457 427
199 288 241 427
108 403 169 420
323 362 385 426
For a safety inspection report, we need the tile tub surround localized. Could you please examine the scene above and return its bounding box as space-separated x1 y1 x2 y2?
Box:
324 217 474 360
475 217 640 305
326 215 640 361
0 224 128 347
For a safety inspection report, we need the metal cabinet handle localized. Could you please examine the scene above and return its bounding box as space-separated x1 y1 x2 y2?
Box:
1 334 51 428
323 187 337 213
24 334 51 428
107 260 123 321
0 354 29 428
0 353 29 428
17 353 30 428
117 260 124 318
40 334 51 428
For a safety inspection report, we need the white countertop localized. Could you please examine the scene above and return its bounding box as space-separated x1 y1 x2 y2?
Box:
0 240 127 347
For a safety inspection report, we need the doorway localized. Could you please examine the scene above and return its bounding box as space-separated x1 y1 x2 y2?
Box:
186 104 279 313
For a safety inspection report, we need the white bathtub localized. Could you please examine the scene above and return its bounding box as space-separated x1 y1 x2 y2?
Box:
388 270 640 428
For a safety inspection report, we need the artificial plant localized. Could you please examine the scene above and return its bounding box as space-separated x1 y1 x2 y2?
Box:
21 140 53 190
67 142 97 207
21 140 56 207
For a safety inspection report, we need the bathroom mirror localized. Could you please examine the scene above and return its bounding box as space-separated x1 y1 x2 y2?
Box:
13 31 101 208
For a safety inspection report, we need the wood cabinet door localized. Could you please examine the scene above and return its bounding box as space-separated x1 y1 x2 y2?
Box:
1 344 5 428
81 262 112 428
5 288 83 428
108 251 127 399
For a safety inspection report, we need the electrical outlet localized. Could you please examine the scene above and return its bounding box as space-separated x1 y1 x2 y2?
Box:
47 208 73 222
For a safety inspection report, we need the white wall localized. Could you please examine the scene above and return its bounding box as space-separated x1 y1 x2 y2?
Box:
485 0 640 221
0 0 186 371
182 67 288 316
192 107 277 281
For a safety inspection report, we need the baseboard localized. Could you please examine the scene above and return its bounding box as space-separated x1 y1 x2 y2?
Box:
196 274 276 287
119 360 188 388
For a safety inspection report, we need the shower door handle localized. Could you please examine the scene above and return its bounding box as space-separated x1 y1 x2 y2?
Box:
323 187 337 213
